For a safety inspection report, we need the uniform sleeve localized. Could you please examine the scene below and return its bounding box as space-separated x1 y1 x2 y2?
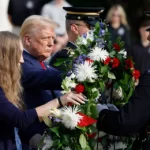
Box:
0 93 38 130
50 49 69 70
21 61 62 90
97 73 150 136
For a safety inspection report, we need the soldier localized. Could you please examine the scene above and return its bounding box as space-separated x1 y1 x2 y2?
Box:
50 7 104 69
96 12 150 150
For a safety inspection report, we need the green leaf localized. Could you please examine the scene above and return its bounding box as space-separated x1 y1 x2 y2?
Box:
90 104 98 119
79 134 87 149
116 36 121 43
109 51 116 57
108 71 116 79
53 58 68 66
42 116 52 127
83 145 92 150
50 127 60 137
99 82 105 92
108 41 112 50
120 41 125 48
100 65 109 74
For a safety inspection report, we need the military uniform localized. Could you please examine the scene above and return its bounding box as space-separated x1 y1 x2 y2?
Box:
97 71 150 149
50 7 104 69
50 41 77 70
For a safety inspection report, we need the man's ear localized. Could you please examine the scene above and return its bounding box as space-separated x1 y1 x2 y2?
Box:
24 35 31 47
70 24 78 35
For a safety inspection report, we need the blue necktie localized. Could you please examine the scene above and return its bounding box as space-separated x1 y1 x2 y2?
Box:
14 127 22 150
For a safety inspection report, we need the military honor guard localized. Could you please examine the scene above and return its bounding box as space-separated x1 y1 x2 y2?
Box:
50 7 104 69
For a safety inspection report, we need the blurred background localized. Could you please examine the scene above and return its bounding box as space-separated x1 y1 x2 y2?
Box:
1 0 150 73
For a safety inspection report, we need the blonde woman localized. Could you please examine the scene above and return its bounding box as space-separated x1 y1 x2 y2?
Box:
0 31 85 149
106 5 131 48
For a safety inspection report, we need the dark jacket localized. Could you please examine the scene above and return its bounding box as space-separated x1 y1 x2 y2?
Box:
22 51 62 109
127 43 150 75
0 88 37 150
97 71 150 149
108 24 131 49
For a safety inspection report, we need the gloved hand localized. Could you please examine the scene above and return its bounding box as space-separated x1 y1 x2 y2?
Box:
96 104 108 113
107 103 119 111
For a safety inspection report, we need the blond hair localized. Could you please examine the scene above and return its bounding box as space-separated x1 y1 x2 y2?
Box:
20 15 59 39
106 5 129 28
0 31 24 110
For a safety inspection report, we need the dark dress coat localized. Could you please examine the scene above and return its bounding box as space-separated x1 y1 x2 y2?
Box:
97 71 150 149
0 88 37 150
127 43 150 75
108 24 131 49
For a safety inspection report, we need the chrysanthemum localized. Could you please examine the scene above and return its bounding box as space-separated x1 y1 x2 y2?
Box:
88 47 109 62
49 108 62 118
42 136 53 150
75 61 98 82
113 86 124 100
64 147 72 150
118 49 127 58
61 106 82 130
108 142 127 150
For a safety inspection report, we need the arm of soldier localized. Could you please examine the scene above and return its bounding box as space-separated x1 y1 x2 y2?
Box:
97 73 150 136
50 49 69 69
21 62 62 90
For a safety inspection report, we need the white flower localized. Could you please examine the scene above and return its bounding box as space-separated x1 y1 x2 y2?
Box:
42 136 53 150
69 51 75 57
61 106 82 130
75 61 98 82
61 74 77 94
88 47 109 62
76 30 94 45
113 86 124 100
94 143 103 150
64 147 72 150
86 30 94 41
109 135 119 140
108 142 127 150
49 108 62 118
76 36 87 45
118 49 127 58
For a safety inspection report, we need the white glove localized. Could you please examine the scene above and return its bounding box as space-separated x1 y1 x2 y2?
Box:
96 104 108 113
107 103 119 111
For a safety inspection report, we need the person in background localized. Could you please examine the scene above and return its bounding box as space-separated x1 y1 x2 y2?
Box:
127 17 150 74
50 7 104 69
106 4 131 48
41 0 72 53
7 0 50 35
0 31 85 150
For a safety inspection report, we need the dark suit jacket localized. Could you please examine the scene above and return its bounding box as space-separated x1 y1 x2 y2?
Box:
97 71 150 137
50 41 77 70
0 88 37 150
21 51 62 109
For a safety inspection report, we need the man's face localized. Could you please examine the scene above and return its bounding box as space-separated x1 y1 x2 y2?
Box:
71 21 90 37
147 30 150 41
139 26 149 41
26 26 55 61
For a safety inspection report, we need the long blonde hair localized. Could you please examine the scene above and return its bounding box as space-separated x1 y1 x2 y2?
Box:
0 31 24 110
106 5 129 28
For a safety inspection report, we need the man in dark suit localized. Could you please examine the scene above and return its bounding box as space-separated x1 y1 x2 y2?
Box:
50 7 104 69
20 15 63 109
